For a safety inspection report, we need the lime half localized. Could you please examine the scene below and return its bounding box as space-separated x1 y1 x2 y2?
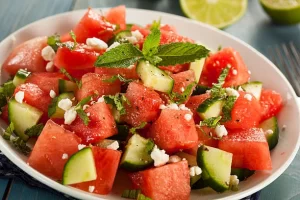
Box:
180 0 247 29
260 0 300 25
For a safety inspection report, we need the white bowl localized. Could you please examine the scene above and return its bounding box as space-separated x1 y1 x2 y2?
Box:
0 8 299 200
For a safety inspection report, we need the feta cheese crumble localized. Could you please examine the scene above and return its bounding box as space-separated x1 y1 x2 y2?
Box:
86 37 108 50
88 186 95 193
83 104 90 110
232 69 238 75
225 88 240 97
58 99 73 111
15 91 24 104
49 90 56 98
150 145 169 167
106 141 119 150
180 87 185 92
244 94 252 101
64 107 77 125
62 153 68 160
168 155 182 163
87 112 91 117
78 144 86 150
230 175 239 187
179 104 190 111
97 96 105 103
159 104 167 110
215 125 228 138
190 166 202 176
46 61 54 72
106 41 120 52
237 86 244 92
265 129 274 135
131 30 144 41
41 46 55 61
184 113 192 121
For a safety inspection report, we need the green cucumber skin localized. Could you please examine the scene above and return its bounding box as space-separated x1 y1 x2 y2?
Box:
241 81 262 100
16 69 31 79
50 92 75 118
192 85 210 96
190 174 201 186
197 97 223 113
58 79 77 94
259 116 279 150
108 30 132 45
191 178 209 190
231 168 255 181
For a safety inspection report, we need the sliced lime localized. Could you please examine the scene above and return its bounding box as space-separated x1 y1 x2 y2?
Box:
260 0 300 24
180 0 247 29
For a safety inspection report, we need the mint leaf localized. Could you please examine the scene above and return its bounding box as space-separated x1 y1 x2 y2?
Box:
145 55 162 65
95 43 143 67
76 109 90 126
60 68 82 88
103 76 119 83
210 66 230 98
47 34 61 52
0 80 15 107
76 96 92 108
129 122 147 134
156 42 209 66
48 96 58 117
150 18 161 30
200 116 222 128
103 74 133 84
142 28 161 57
170 82 196 104
104 94 130 115
25 123 44 137
221 96 236 122
69 30 77 50
117 74 134 83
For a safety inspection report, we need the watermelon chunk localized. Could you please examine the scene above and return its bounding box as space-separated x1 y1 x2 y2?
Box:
260 89 283 121
148 109 198 154
27 120 81 180
171 69 196 102
75 73 121 101
72 147 121 194
218 128 272 170
25 72 65 94
3 37 47 75
95 65 139 80
123 82 163 127
186 93 210 124
159 63 189 74
105 5 126 30
65 102 117 144
129 161 190 200
0 105 9 124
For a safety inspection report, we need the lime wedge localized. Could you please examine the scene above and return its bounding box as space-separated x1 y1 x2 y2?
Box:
180 0 247 29
260 0 300 24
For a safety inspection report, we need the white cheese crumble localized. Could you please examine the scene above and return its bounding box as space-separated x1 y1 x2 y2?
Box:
190 166 202 176
86 37 108 50
88 186 95 193
227 64 232 68
97 96 104 103
131 30 144 41
58 99 73 111
215 125 228 138
168 155 182 163
184 113 192 121
83 104 90 110
106 41 120 52
180 87 185 92
15 91 24 104
265 129 274 135
41 46 55 61
87 112 91 117
78 144 86 150
150 145 169 167
179 104 190 111
64 107 77 125
62 153 68 160
237 86 244 91
232 69 238 75
248 70 252 74
230 175 239 187
159 104 167 110
46 61 54 72
49 90 56 98
244 93 252 101
106 141 119 150
225 88 240 97
128 64 135 69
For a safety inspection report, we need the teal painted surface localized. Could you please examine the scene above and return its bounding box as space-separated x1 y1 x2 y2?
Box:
0 0 299 199
0 178 9 199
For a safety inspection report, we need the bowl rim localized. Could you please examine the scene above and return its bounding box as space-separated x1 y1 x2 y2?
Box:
0 7 300 200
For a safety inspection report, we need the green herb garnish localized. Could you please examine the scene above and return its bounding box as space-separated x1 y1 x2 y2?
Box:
69 30 77 50
48 96 59 117
0 80 16 108
103 74 133 83
47 34 61 52
74 96 92 126
24 123 44 137
170 82 196 104
129 122 147 134
60 68 82 88
221 95 237 122
104 94 130 115
210 66 230 98
200 116 222 128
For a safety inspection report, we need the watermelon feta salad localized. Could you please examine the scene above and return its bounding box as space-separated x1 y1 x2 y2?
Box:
0 5 284 200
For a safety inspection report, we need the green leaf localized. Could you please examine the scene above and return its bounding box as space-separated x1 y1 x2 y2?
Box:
221 96 237 122
170 82 196 104
210 66 230 98
104 94 130 115
103 74 133 84
2 122 14 140
150 18 161 31
69 30 77 50
156 42 210 66
60 68 82 88
24 123 44 137
200 116 222 128
95 43 144 68
117 74 134 83
76 96 92 108
103 75 119 83
142 28 161 57
48 96 58 117
129 122 147 134
47 34 61 52
76 108 90 126
0 81 16 106
144 55 162 65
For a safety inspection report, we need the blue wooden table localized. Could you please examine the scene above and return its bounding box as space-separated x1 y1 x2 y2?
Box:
0 0 300 199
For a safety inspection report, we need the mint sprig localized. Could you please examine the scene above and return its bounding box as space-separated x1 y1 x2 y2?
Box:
210 66 230 98
200 116 222 128
129 122 147 134
60 68 82 88
221 96 236 122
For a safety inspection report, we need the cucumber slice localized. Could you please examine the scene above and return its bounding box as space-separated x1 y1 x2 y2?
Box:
136 60 174 93
189 59 205 82
190 174 201 186
109 124 130 141
192 85 210 96
96 139 119 149
241 81 263 100
191 177 209 190
120 134 154 171
13 69 31 87
8 99 43 141
108 30 132 45
175 151 197 166
49 92 76 118
231 168 255 181
62 147 97 185
259 116 279 150
58 79 78 94
197 145 232 192
197 97 224 119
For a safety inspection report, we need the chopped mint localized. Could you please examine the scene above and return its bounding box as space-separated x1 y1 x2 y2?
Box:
221 96 237 122
48 96 58 117
69 30 77 50
200 116 222 128
210 66 230 98
129 122 147 134
104 94 130 115
47 34 61 52
24 123 44 137
150 18 161 31
170 82 196 104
